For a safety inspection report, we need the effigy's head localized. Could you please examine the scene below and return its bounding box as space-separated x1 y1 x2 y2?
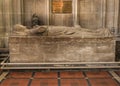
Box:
31 14 40 27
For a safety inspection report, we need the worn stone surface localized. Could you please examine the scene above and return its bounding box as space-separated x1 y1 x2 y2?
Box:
9 36 115 63
13 24 47 36
48 26 113 37
13 24 114 38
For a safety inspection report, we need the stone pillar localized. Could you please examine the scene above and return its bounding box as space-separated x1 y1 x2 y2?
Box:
102 0 107 28
3 0 12 34
106 0 119 32
12 0 22 25
114 0 119 35
46 0 50 26
106 0 114 29
118 1 120 35
73 0 79 27
0 0 3 35
2 0 12 47
0 0 4 47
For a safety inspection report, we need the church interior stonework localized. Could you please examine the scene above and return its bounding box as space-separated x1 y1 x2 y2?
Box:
0 0 120 86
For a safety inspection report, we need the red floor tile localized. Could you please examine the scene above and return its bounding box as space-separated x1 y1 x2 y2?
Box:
89 78 119 86
34 72 58 78
115 71 120 76
61 79 88 86
60 72 84 78
31 79 58 86
0 79 29 86
86 71 111 78
7 72 32 79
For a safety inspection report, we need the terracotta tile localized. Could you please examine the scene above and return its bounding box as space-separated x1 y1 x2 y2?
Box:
89 78 119 86
60 72 84 78
31 79 58 86
34 72 58 78
86 71 111 78
61 79 88 86
115 71 120 76
0 79 29 86
7 72 32 79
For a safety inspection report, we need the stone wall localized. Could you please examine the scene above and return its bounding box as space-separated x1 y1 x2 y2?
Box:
9 36 115 63
0 0 119 48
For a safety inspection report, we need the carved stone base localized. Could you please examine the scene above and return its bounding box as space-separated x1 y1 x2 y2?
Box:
9 36 115 63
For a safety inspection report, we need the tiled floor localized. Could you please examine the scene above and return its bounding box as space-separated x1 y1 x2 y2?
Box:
0 79 29 86
85 71 111 78
31 79 58 86
115 71 120 76
60 71 84 79
7 72 32 79
34 72 58 79
89 78 119 86
0 71 120 86
61 79 88 86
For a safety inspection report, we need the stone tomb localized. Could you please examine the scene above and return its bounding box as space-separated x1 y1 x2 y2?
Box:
9 36 115 63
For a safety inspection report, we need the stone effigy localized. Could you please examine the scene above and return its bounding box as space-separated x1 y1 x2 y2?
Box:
13 24 114 38
48 26 113 38
13 24 47 36
9 24 115 63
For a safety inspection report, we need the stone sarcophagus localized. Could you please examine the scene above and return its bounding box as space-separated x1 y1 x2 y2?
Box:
9 36 115 63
